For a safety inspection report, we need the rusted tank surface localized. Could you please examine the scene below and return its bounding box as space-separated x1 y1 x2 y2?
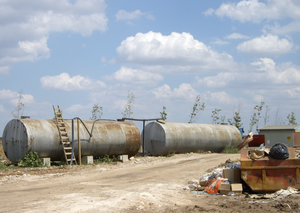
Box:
240 148 300 193
2 119 141 162
143 122 242 156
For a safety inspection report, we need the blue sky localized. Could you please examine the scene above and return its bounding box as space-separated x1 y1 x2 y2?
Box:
1 0 300 134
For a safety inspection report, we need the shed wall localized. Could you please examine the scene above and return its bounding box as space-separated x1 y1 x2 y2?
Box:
259 130 295 148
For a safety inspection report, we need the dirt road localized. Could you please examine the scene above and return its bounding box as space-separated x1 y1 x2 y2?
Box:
0 153 299 212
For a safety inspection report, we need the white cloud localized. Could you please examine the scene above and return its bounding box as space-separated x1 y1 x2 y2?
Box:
250 57 276 71
115 10 154 21
114 99 127 111
0 89 17 99
251 58 300 84
196 58 300 88
211 38 229 45
27 10 107 37
107 67 163 86
285 87 300 99
65 104 90 113
204 91 238 105
19 37 50 61
150 84 172 99
196 73 236 89
196 58 300 109
203 8 215 16
0 66 9 74
252 94 264 103
225 33 250 39
116 31 236 73
10 94 34 105
40 72 106 91
0 0 107 71
237 34 294 55
151 83 198 101
173 83 198 100
265 21 300 35
0 105 4 112
0 89 34 105
22 94 34 104
212 0 300 23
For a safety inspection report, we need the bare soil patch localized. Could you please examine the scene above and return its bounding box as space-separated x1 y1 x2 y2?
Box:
0 153 299 213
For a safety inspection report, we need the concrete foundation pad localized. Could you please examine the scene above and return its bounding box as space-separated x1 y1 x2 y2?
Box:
42 158 51 167
117 155 128 162
82 156 93 165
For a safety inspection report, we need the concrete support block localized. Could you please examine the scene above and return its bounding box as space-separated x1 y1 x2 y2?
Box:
82 156 93 165
117 155 128 162
42 158 51 167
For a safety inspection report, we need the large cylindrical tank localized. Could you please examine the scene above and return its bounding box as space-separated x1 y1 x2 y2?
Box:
143 122 242 155
2 119 141 162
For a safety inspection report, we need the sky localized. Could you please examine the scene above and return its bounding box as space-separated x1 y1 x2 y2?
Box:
0 0 300 135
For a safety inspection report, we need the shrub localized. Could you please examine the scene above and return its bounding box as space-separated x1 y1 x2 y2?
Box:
19 151 43 167
165 152 175 157
95 154 116 164
221 146 239 154
0 161 7 170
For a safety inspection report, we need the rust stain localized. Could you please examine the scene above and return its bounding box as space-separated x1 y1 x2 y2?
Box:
29 136 34 146
4 119 141 161
240 148 300 192
123 122 141 156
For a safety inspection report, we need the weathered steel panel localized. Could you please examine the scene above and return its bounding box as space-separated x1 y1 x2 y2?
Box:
144 122 242 156
2 119 141 162
293 132 300 147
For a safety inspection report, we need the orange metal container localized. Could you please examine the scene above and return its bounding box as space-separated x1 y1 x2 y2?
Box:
248 135 264 147
240 148 300 193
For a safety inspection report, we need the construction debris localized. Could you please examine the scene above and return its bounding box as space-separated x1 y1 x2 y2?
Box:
236 132 253 150
185 149 300 198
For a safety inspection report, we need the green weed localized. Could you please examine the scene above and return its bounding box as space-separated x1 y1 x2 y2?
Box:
0 161 8 170
19 151 43 167
221 145 240 154
94 154 116 164
165 152 175 157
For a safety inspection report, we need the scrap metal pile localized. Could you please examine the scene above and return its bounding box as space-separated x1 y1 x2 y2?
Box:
185 132 300 196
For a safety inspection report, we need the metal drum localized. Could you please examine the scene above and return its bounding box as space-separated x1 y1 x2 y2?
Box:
2 119 141 162
143 121 242 155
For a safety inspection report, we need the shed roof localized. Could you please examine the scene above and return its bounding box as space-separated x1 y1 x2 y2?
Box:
259 125 300 130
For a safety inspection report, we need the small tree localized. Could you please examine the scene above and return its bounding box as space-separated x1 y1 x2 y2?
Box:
249 101 265 133
274 106 285 125
228 104 243 129
220 115 226 124
11 89 24 119
90 103 103 120
287 112 297 125
228 111 243 129
160 106 167 121
189 95 205 123
263 105 271 126
211 108 221 124
121 90 136 118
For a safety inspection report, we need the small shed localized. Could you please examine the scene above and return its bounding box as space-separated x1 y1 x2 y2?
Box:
258 125 300 148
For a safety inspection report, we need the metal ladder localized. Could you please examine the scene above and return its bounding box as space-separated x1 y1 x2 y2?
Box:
53 105 77 165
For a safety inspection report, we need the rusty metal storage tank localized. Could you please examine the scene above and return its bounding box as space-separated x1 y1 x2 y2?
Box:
143 121 242 155
2 119 141 162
